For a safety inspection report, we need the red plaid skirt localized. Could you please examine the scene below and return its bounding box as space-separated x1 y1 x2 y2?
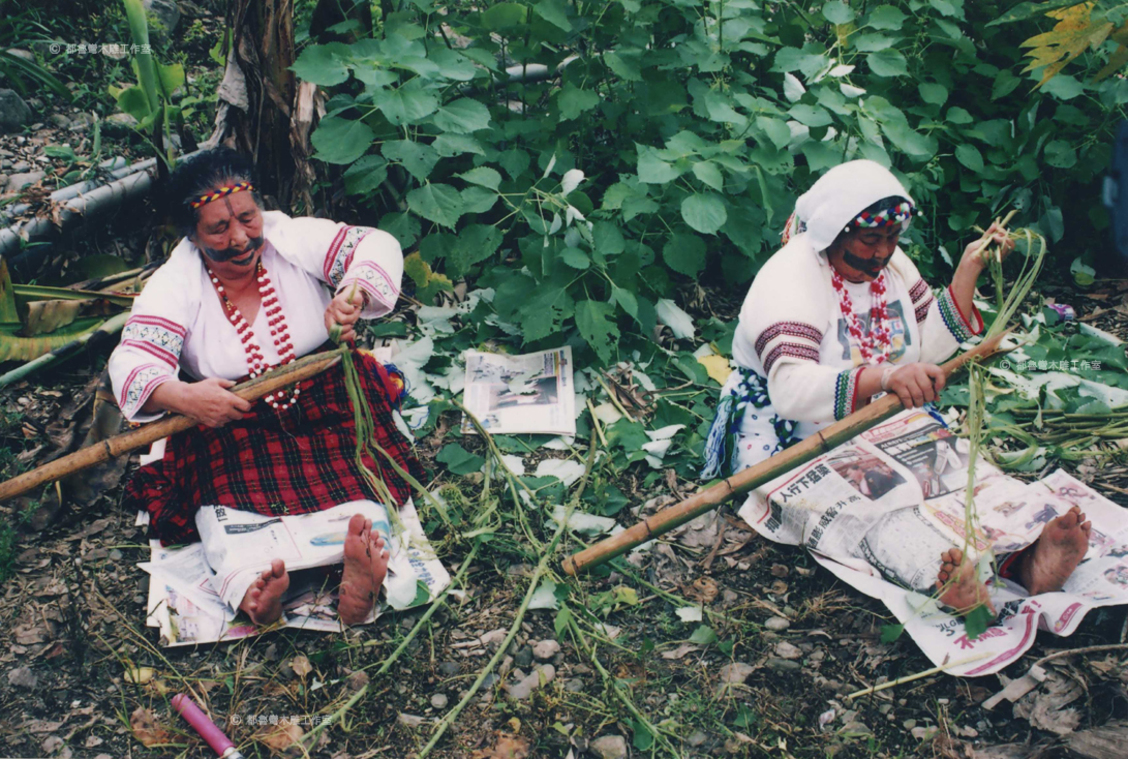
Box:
125 353 424 545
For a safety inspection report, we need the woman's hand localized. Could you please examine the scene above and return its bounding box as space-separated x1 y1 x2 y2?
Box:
960 221 1015 271
325 288 366 344
147 378 252 428
883 363 946 408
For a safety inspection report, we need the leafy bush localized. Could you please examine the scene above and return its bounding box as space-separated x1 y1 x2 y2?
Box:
295 0 1127 367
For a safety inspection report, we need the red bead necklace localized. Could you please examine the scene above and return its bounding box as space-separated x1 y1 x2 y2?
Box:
830 267 893 365
206 259 300 409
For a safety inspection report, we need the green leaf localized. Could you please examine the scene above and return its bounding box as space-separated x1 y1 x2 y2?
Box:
373 81 439 126
433 134 486 157
605 50 643 81
986 0 1078 26
343 155 388 195
946 106 973 124
955 143 984 173
157 63 184 95
499 147 531 179
554 605 572 637
929 0 961 18
963 604 992 641
449 224 502 277
457 166 502 191
867 5 906 30
757 116 792 149
290 42 351 86
1042 74 1085 101
1044 140 1077 169
593 222 625 256
460 186 498 214
880 623 905 643
822 1 854 25
692 160 724 191
558 83 600 120
866 48 908 77
1071 257 1096 287
406 183 464 228
681 193 728 235
918 82 948 105
788 103 833 127
637 146 681 184
519 285 574 342
663 232 707 277
688 625 717 646
432 97 492 133
534 0 572 31
312 116 374 165
44 144 77 161
115 86 151 121
631 720 654 751
575 300 619 364
561 247 591 269
481 2 528 31
382 139 439 181
436 443 485 474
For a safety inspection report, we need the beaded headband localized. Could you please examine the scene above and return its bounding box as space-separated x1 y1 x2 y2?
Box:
842 200 916 234
189 181 255 209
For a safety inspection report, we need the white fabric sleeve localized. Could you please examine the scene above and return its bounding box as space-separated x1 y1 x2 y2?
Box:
895 251 984 365
108 267 192 423
767 361 867 423
275 215 403 319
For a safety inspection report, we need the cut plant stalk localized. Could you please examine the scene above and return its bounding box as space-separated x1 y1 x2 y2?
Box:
562 332 1012 575
0 349 343 503
0 311 129 387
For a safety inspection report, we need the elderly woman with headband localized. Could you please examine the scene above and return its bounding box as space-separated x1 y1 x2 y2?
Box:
704 159 1091 610
110 147 423 627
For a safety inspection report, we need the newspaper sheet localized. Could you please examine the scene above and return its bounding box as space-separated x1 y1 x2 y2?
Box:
140 499 450 647
738 408 1128 676
461 347 576 436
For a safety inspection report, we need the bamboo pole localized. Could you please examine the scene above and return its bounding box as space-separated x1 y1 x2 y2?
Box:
561 332 1011 576
0 349 343 504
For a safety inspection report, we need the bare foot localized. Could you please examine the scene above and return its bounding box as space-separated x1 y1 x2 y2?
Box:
239 559 290 625
1019 506 1092 595
936 547 996 615
338 513 389 626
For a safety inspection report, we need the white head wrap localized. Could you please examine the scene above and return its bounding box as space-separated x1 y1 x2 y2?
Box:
783 160 915 253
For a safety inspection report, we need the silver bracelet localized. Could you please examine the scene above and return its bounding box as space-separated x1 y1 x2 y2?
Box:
880 365 897 392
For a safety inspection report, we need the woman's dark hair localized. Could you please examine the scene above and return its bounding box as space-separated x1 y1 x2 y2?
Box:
163 147 263 237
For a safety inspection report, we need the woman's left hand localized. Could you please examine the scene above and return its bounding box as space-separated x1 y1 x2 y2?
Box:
325 288 366 344
961 221 1015 270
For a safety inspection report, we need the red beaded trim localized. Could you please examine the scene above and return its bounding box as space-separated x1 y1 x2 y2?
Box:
206 260 300 410
831 268 893 365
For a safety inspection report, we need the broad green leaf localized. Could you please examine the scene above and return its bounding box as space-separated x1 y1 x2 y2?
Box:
867 5 906 30
955 143 984 173
853 33 896 52
866 48 908 77
534 0 572 31
406 184 464 228
632 720 654 751
605 50 643 81
757 116 792 149
663 232 706 277
499 147 531 179
1071 257 1095 287
457 166 502 191
692 161 724 191
449 224 502 277
157 63 184 95
1044 140 1077 169
929 0 961 18
637 146 681 184
432 98 491 133
681 193 728 235
460 186 498 214
986 0 1078 26
436 443 485 474
1042 74 1085 101
382 139 439 181
428 47 479 81
575 300 619 365
963 604 992 641
115 86 151 121
558 83 600 120
946 106 973 124
561 247 591 269
290 42 351 86
343 155 388 195
822 1 854 25
481 2 528 31
918 82 948 105
520 285 574 342
593 221 625 256
688 625 717 645
373 81 439 126
312 116 374 165
788 103 833 127
433 134 486 157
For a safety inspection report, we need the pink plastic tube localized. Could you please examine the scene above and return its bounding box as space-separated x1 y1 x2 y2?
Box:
170 693 243 759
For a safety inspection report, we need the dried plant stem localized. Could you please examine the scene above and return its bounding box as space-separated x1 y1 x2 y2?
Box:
846 652 993 700
417 522 567 758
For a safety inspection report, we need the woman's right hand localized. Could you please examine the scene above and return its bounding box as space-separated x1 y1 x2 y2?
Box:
149 378 252 427
883 363 946 408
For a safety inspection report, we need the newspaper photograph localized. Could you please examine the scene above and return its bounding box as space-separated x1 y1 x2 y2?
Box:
461 347 576 435
739 408 1128 676
140 499 450 647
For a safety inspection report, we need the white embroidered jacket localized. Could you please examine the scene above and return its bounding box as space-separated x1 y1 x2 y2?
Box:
109 211 403 422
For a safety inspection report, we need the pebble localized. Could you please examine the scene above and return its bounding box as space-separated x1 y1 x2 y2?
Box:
512 646 533 668
346 671 369 692
480 673 500 689
532 639 561 661
109 549 123 561
911 726 938 741
8 170 44 190
397 713 425 728
902 719 917 730
591 735 628 759
430 693 448 709
12 160 30 172
506 664 555 700
719 662 754 684
774 642 802 660
687 730 709 747
765 658 801 673
480 629 507 648
764 616 791 632
437 661 460 677
8 666 38 689
563 678 584 693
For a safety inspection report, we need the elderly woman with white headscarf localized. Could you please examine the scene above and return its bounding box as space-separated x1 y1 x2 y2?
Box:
702 160 1013 479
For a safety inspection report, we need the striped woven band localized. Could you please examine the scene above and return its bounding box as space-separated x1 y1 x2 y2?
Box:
843 200 916 234
189 181 255 209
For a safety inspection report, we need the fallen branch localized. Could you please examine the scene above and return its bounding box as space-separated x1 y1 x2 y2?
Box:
845 652 993 700
562 332 1012 575
0 349 343 503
